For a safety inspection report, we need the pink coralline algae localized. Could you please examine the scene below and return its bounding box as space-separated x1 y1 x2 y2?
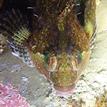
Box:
0 83 30 107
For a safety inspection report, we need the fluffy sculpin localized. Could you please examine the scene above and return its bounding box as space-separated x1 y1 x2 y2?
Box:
28 1 94 90
0 0 96 93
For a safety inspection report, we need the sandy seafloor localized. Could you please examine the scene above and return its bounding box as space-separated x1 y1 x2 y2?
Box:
1 0 107 107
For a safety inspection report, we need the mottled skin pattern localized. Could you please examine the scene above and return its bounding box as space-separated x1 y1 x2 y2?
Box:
67 11 89 51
